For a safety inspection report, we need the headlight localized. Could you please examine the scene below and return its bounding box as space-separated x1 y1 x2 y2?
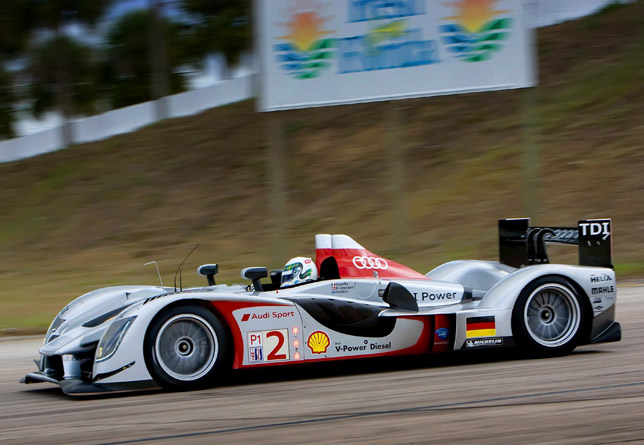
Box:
44 313 66 344
95 316 137 363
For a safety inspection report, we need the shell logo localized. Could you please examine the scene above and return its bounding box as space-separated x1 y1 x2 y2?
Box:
307 331 330 354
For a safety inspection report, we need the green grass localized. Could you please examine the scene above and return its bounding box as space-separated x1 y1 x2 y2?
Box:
615 262 644 277
1 2 644 334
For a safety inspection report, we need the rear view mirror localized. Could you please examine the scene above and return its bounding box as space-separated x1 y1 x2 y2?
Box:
197 264 219 286
241 267 268 291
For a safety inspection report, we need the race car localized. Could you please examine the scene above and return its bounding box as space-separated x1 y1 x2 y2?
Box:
22 218 621 395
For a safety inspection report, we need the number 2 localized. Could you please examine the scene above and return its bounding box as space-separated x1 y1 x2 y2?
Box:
266 331 287 360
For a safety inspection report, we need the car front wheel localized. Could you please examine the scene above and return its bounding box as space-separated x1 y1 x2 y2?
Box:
144 305 229 390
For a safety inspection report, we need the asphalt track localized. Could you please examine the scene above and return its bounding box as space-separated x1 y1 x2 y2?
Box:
1 285 643 444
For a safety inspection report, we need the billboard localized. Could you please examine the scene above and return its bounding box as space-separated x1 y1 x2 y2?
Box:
256 0 535 111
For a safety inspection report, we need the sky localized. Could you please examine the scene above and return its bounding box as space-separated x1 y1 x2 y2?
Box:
108 0 148 19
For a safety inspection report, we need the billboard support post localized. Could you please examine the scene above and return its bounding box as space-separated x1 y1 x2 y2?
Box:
387 102 407 253
266 112 287 266
521 87 541 221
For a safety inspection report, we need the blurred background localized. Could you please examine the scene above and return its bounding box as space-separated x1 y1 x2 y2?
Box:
0 0 254 139
0 0 642 335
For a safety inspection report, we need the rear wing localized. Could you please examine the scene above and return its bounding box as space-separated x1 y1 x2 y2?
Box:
499 218 612 269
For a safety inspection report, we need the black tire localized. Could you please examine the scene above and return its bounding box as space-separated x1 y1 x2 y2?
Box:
512 276 589 356
144 305 229 390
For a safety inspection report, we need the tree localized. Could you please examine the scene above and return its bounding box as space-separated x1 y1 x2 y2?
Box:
102 9 200 109
0 0 33 139
0 1 33 58
27 36 99 121
0 67 15 139
181 0 251 79
24 0 115 146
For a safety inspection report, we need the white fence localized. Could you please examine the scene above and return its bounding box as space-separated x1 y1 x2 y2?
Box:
0 0 632 164
72 101 157 145
166 77 252 119
0 75 253 163
0 127 62 163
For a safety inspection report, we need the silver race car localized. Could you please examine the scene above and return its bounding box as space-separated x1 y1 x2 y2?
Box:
22 218 620 395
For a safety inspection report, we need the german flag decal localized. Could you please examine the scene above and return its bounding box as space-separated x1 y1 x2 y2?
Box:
466 316 496 338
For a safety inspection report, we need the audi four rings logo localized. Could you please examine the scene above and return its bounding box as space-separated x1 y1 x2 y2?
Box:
352 256 389 270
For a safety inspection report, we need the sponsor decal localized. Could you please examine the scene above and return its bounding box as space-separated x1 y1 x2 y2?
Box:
248 329 290 362
334 339 393 353
370 341 392 351
241 310 296 322
594 305 604 312
338 21 439 74
274 1 440 78
592 297 602 304
466 316 496 338
307 331 330 354
339 1 439 74
274 2 336 80
548 228 578 243
579 221 611 240
591 286 615 295
440 0 513 63
249 347 263 363
436 328 450 340
352 256 389 270
590 274 612 283
413 291 457 301
433 314 454 350
465 338 503 348
331 281 355 295
336 344 367 352
348 0 427 23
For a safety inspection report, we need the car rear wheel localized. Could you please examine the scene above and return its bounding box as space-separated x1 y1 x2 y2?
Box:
144 305 228 390
512 276 588 356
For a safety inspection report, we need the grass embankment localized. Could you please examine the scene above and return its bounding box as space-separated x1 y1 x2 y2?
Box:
1 2 643 334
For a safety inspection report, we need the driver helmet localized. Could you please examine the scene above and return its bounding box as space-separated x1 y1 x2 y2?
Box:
280 257 318 288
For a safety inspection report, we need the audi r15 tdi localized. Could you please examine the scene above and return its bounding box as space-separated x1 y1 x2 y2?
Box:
22 218 621 395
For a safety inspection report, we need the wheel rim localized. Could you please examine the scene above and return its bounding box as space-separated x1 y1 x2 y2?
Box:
155 314 218 381
524 284 580 348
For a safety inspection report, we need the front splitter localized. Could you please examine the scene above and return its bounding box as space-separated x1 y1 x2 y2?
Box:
21 372 158 396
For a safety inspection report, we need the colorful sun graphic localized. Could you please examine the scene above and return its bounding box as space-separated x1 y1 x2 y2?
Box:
443 0 510 33
274 1 336 79
439 0 513 62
